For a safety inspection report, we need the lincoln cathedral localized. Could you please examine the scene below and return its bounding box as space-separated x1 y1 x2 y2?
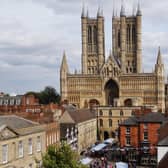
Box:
60 3 165 112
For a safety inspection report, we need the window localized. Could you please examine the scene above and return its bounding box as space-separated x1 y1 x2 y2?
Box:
4 99 8 105
16 99 21 105
100 119 103 127
28 138 33 155
10 99 15 105
99 110 103 116
37 136 41 152
26 98 30 105
144 124 148 130
144 132 148 141
18 141 23 158
120 110 124 116
126 137 131 145
109 110 112 116
109 119 112 127
2 144 8 164
126 127 130 134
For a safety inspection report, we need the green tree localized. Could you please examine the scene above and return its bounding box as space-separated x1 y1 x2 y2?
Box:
42 143 87 168
26 86 61 105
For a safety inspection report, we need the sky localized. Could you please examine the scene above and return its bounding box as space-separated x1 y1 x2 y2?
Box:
0 0 168 95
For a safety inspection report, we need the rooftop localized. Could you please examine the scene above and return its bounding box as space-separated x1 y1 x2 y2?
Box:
0 115 38 129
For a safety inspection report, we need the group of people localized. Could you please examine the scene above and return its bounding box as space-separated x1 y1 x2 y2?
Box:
89 157 113 168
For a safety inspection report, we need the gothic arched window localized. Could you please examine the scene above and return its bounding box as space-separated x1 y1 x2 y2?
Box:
118 31 120 48
88 26 92 43
94 26 97 44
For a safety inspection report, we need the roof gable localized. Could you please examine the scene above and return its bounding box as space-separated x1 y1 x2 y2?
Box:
0 125 18 140
59 111 75 124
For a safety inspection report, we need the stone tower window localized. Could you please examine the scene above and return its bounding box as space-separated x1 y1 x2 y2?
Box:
94 26 97 44
88 26 92 44
118 31 120 48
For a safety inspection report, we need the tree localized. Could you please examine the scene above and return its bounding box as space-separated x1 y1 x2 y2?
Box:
38 86 60 104
25 86 61 105
42 143 87 168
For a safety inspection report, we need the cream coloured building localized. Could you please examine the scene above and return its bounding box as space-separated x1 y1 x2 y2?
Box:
0 115 46 168
59 108 97 153
60 4 165 112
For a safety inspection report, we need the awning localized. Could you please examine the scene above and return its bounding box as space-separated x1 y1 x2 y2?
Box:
115 162 128 168
80 157 93 165
103 138 115 144
91 143 107 152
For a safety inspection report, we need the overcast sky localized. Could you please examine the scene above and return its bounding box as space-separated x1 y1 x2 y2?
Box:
0 0 168 95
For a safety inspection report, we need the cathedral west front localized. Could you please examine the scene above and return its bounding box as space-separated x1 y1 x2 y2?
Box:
60 3 165 113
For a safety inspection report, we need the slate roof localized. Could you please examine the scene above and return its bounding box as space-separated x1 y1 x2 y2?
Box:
120 116 138 126
158 152 168 168
0 115 45 136
120 112 167 126
0 115 38 129
138 112 166 123
67 109 96 123
158 136 168 146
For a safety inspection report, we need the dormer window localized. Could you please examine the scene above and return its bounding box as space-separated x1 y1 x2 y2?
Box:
16 99 21 105
10 99 15 105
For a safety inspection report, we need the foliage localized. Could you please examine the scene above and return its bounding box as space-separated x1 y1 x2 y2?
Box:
26 86 60 104
42 143 87 168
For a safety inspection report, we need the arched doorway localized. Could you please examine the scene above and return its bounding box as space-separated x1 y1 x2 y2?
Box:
104 131 109 140
104 79 119 106
124 99 133 107
89 99 100 108
111 131 116 138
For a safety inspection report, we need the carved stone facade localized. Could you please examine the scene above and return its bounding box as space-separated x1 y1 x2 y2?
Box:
60 5 165 112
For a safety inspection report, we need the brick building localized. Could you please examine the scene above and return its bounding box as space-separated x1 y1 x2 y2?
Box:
157 120 168 165
119 112 167 165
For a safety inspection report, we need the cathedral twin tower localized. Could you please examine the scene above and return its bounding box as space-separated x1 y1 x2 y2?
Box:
81 3 142 75
60 3 165 112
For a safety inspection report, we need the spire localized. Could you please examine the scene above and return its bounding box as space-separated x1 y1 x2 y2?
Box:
87 7 89 18
156 46 163 65
97 6 101 17
120 0 126 17
97 6 103 17
61 51 69 72
137 0 142 16
81 4 86 17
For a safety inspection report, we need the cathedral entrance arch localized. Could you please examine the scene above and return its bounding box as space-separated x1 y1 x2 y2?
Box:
124 99 133 107
104 79 119 106
89 99 100 108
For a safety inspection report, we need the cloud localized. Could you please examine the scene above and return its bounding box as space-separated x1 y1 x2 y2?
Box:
0 0 168 94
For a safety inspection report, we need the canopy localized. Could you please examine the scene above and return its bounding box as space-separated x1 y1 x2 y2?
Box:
103 138 115 144
115 162 128 168
91 143 107 152
80 157 93 165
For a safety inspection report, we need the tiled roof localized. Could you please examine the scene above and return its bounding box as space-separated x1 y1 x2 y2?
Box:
0 115 38 129
0 115 45 136
158 136 168 146
120 112 167 126
120 117 138 126
158 152 168 168
138 112 166 123
67 109 96 123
